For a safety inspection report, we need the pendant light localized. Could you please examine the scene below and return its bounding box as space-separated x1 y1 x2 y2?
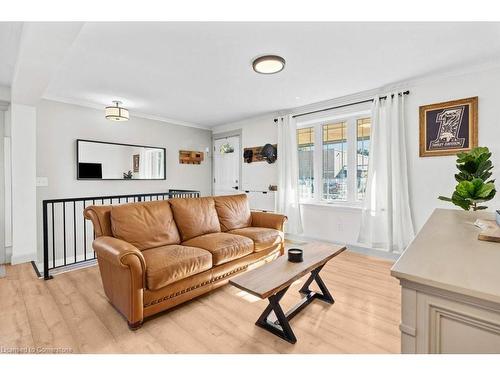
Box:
105 101 129 121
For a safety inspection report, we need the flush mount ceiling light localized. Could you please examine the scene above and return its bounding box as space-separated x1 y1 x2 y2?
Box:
252 55 286 74
105 100 129 121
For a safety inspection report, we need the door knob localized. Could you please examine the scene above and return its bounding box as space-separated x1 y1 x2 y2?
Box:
232 186 239 190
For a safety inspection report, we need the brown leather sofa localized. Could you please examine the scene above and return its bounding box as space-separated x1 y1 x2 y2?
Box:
84 194 287 329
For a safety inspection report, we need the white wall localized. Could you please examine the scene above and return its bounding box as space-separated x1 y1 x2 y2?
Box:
213 115 278 192
212 63 500 248
35 99 212 261
11 104 37 264
405 65 500 231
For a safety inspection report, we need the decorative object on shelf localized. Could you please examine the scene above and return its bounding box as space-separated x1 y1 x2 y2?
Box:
269 185 278 191
123 170 133 179
252 55 286 74
179 150 204 164
419 96 478 157
243 144 278 163
261 143 277 164
287 248 303 263
219 142 234 154
105 100 129 122
133 154 140 173
476 218 500 243
243 149 253 163
438 146 496 211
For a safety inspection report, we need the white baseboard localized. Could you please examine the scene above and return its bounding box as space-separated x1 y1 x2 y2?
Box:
10 252 37 265
285 233 401 261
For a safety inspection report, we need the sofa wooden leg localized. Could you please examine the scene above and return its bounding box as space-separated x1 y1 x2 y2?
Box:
128 320 143 330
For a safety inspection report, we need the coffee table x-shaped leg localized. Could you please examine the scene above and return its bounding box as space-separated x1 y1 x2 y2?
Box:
255 263 334 344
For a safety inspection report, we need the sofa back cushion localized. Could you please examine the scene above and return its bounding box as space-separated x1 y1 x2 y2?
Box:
110 200 181 250
169 196 221 241
214 194 252 232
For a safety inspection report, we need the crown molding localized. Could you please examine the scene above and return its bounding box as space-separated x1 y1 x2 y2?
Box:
284 57 500 119
41 94 210 130
212 110 283 132
380 56 500 92
286 87 382 119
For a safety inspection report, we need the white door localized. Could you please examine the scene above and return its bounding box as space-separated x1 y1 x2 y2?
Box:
213 136 241 196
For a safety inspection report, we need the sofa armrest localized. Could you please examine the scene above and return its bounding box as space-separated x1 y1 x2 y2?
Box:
251 211 287 231
93 236 146 272
92 236 146 328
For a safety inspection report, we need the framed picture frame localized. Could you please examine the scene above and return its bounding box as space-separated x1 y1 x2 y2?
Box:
419 96 478 157
133 154 140 172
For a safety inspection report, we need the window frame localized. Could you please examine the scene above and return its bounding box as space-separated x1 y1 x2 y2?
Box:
296 110 371 207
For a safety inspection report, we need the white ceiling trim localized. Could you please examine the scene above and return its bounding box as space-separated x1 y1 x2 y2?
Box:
285 58 500 120
380 56 500 92
42 94 210 130
286 87 382 119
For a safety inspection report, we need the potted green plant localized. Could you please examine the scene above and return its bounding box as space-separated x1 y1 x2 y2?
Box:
438 146 496 211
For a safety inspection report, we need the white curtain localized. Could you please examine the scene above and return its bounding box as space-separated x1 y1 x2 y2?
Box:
276 115 303 234
139 149 163 179
358 93 414 253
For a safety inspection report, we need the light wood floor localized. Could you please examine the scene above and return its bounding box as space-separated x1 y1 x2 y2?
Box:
0 246 401 353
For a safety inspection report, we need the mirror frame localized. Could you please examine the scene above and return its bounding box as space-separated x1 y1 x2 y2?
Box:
76 139 166 180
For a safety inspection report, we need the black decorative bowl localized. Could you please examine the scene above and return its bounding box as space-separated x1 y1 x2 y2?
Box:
288 248 303 263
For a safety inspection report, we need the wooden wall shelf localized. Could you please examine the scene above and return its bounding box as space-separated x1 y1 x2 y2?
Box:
243 144 277 163
179 150 204 164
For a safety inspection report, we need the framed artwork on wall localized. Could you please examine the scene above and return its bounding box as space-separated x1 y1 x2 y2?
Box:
419 96 478 157
133 154 140 172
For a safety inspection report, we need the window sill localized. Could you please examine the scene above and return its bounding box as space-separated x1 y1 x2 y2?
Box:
299 201 364 211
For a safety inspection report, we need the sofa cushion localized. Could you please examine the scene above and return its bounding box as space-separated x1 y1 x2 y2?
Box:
142 245 212 290
213 194 252 232
169 197 221 241
110 200 181 250
182 233 253 266
228 227 284 252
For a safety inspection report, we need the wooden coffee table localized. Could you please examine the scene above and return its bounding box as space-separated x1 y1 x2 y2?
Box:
229 243 346 344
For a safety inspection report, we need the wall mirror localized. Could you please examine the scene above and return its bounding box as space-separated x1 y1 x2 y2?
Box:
77 139 166 180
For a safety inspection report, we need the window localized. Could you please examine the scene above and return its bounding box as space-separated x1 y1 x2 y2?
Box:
297 127 315 199
297 114 371 205
356 117 371 200
322 122 348 200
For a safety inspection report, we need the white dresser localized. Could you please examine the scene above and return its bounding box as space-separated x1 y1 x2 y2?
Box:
391 209 500 354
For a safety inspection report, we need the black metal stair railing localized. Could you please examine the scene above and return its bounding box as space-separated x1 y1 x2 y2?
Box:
41 189 200 280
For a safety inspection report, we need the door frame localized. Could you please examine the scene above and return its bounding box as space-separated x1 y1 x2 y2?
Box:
0 102 7 265
212 129 242 196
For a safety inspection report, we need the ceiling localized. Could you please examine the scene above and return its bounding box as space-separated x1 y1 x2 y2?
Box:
5 22 500 127
0 22 22 87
